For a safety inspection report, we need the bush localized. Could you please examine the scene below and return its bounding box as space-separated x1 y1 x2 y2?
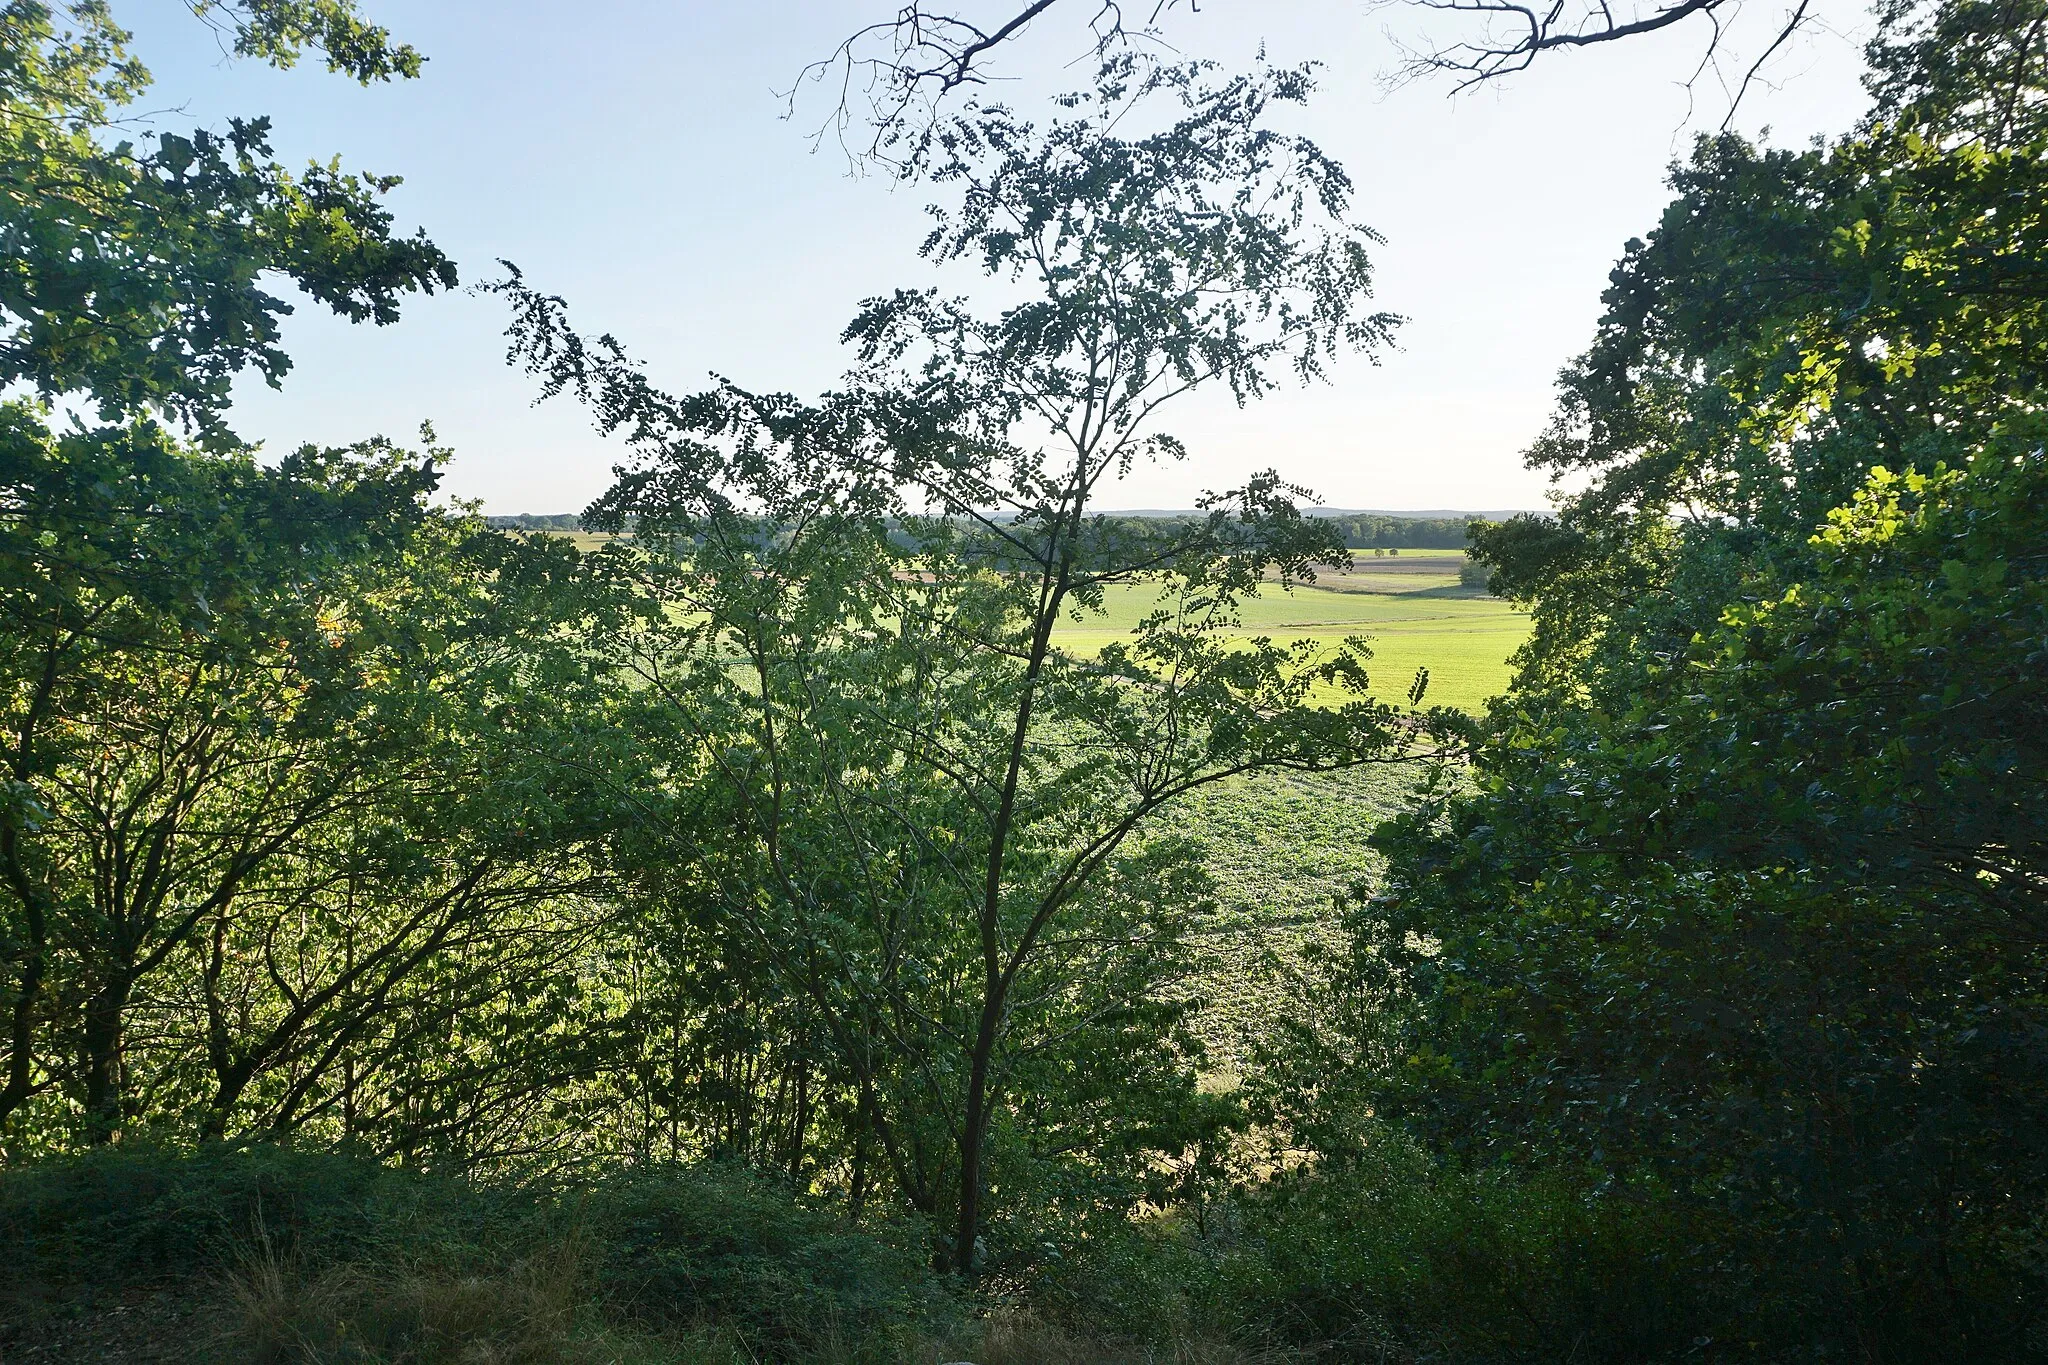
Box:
0 1146 946 1363
1212 1156 1728 1362
583 1162 942 1348
0 1144 514 1289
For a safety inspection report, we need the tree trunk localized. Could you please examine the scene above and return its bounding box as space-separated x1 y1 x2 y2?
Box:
0 829 48 1132
951 993 1003 1275
200 1056 260 1142
81 974 132 1144
848 1116 870 1216
788 1055 810 1183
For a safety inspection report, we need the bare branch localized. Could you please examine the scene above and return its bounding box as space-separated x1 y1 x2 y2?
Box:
810 0 1828 153
788 1 1188 166
1722 0 1818 128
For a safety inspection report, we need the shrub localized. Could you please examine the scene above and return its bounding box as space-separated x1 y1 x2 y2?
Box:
0 1147 946 1363
0 1144 514 1289
1203 1136 1738 1363
582 1162 942 1349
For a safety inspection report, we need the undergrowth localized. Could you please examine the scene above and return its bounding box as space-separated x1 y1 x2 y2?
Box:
8 1140 2036 1362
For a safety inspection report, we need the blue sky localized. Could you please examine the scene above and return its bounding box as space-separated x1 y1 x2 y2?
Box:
122 1 1873 514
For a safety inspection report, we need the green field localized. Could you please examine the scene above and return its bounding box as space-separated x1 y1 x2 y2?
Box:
547 537 1529 713
1076 552 1523 1063
1168 764 1425 1067
1054 551 1530 714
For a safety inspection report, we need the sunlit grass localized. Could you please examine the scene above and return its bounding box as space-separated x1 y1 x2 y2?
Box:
1055 559 1529 714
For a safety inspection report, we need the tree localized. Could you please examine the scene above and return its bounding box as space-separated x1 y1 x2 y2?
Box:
0 409 417 1139
1342 2 2048 1346
496 56 1455 1272
0 0 492 1153
0 412 633 1155
1 1 455 447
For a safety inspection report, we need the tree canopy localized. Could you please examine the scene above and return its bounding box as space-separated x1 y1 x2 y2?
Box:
1316 1 2048 1347
0 1 454 446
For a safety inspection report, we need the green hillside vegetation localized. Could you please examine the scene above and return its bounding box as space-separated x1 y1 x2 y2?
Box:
3 2 2044 1362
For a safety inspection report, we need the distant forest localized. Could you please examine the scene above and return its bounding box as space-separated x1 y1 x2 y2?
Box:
486 510 1485 549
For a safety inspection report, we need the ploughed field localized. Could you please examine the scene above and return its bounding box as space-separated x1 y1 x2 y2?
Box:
1054 549 1530 715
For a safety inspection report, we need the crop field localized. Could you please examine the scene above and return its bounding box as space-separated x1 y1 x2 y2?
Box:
1054 550 1530 714
1168 763 1430 1067
548 538 1529 713
531 530 621 553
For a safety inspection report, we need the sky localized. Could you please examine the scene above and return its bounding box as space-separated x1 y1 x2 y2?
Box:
119 1 1875 514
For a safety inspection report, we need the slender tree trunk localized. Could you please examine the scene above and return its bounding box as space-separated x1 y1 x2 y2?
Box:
1 632 67 1137
198 907 236 1140
81 973 132 1144
848 1114 870 1216
788 1054 810 1183
950 542 1073 1275
0 829 48 1132
0 922 46 1131
952 993 1003 1274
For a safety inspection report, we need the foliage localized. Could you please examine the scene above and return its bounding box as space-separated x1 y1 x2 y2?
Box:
1209 1140 1733 1363
0 1144 946 1363
585 1164 942 1344
491 54 1456 1274
14 0 2048 1356
1349 1 2048 1355
487 512 585 531
1317 513 1487 549
1113 512 1484 549
0 1142 515 1287
0 409 637 1159
0 1 453 447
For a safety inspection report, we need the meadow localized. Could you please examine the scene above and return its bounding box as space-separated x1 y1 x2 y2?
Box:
1054 549 1529 714
1060 550 1516 1068
1172 764 1423 1069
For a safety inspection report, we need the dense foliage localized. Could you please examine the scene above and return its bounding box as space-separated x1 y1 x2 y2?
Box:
1316 513 1487 549
2 5 1458 1303
1321 0 2048 1354
1 1144 942 1361
0 412 629 1154
488 55 1456 1273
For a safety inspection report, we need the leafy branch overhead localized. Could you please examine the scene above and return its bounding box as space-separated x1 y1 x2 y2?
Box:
0 2 453 447
182 0 425 83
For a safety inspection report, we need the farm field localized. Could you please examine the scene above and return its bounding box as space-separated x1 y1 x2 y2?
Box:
1170 763 1426 1066
525 530 620 553
1054 550 1530 714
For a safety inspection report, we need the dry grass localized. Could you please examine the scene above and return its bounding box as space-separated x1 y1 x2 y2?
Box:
913 1314 1292 1365
224 1252 1286 1365
222 1234 720 1365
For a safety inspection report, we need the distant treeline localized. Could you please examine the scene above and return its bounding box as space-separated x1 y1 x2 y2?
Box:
1313 515 1477 549
478 511 1481 551
1106 512 1481 549
486 512 582 531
